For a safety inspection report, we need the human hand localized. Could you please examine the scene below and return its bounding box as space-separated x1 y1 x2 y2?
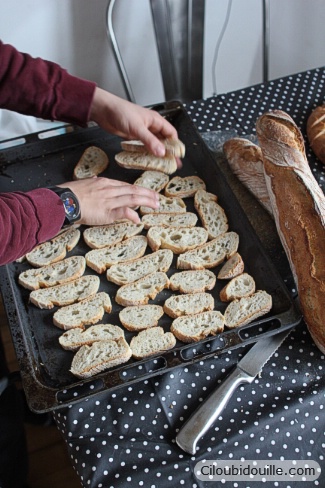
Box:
89 88 182 167
57 177 159 225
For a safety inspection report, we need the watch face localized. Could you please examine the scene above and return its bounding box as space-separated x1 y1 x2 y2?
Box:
61 192 80 220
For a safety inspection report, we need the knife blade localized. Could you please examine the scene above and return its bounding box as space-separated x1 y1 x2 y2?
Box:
175 329 291 455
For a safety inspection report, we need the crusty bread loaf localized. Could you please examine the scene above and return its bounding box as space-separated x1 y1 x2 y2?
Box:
169 269 216 294
29 275 100 309
70 337 132 378
121 138 185 158
106 249 173 285
53 292 112 330
177 232 239 270
134 170 169 192
73 146 109 180
18 256 86 290
119 305 164 331
115 272 169 306
256 110 325 353
306 104 325 165
130 326 176 359
223 137 273 215
140 194 186 215
224 290 272 328
217 252 244 279
115 151 177 175
219 273 255 302
163 292 214 318
83 222 144 249
142 212 198 229
26 227 80 267
164 175 206 198
85 236 147 274
170 311 225 343
147 226 208 254
194 189 228 239
59 323 125 351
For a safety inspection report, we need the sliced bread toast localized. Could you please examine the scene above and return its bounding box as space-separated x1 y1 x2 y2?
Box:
142 212 198 229
220 273 256 302
115 151 177 175
73 146 109 180
134 170 169 192
119 304 164 331
163 292 214 318
164 175 206 198
59 323 125 351
83 222 144 249
26 227 80 267
147 226 208 254
170 311 225 343
121 138 185 158
217 252 244 279
140 194 186 215
130 326 176 359
194 189 228 239
224 290 272 328
169 269 216 294
115 272 169 306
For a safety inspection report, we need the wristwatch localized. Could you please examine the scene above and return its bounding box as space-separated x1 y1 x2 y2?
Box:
48 186 81 226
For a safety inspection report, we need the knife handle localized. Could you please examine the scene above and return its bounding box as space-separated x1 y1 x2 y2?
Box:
176 367 255 455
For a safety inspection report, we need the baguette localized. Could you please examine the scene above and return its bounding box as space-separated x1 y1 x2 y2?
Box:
29 275 100 309
170 311 225 343
121 138 185 158
164 175 205 198
26 227 80 267
70 337 132 378
83 222 144 249
163 292 214 318
256 110 325 353
134 170 169 192
224 290 272 329
223 137 273 215
115 151 177 175
130 327 176 359
140 194 186 215
177 232 239 270
59 324 125 351
142 212 198 229
219 273 255 302
194 189 228 239
119 305 164 331
18 255 86 290
53 292 112 330
106 249 173 285
85 235 147 274
115 272 169 306
306 104 325 165
217 252 244 279
73 146 109 180
169 269 216 294
147 226 208 254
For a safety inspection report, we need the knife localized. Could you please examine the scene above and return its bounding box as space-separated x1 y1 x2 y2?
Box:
175 329 291 455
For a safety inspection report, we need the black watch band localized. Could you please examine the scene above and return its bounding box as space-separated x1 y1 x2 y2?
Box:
48 186 81 227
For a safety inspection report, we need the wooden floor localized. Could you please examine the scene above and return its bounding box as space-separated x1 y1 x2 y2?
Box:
0 296 81 488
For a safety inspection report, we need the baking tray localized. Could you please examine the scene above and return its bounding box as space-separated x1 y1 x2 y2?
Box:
0 101 301 412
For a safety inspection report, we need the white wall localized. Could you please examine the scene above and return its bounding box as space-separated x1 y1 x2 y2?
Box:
0 0 325 138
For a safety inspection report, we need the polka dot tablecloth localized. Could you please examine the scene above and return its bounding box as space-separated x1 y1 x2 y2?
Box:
53 69 325 488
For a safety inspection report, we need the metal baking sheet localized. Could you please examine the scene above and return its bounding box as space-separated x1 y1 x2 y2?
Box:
0 101 301 412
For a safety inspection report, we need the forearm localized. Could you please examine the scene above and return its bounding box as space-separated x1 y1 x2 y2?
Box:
0 189 65 265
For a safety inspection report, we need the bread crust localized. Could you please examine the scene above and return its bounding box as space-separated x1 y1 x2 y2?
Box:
256 110 325 353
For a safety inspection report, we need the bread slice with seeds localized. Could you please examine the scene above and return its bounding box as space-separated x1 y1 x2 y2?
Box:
85 235 147 274
26 227 80 267
147 226 208 254
119 305 164 331
171 311 225 343
115 272 169 306
130 327 176 359
142 212 198 229
217 252 244 279
83 222 144 249
140 194 186 215
194 189 228 239
59 323 125 351
224 290 272 328
53 292 112 330
164 292 214 318
70 337 132 378
73 146 109 180
134 170 169 192
177 232 239 270
164 175 206 198
29 275 100 309
220 273 256 302
107 249 173 285
169 269 216 294
18 255 86 290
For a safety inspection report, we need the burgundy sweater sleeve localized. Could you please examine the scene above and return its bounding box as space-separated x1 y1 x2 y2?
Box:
0 40 97 126
0 189 65 265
